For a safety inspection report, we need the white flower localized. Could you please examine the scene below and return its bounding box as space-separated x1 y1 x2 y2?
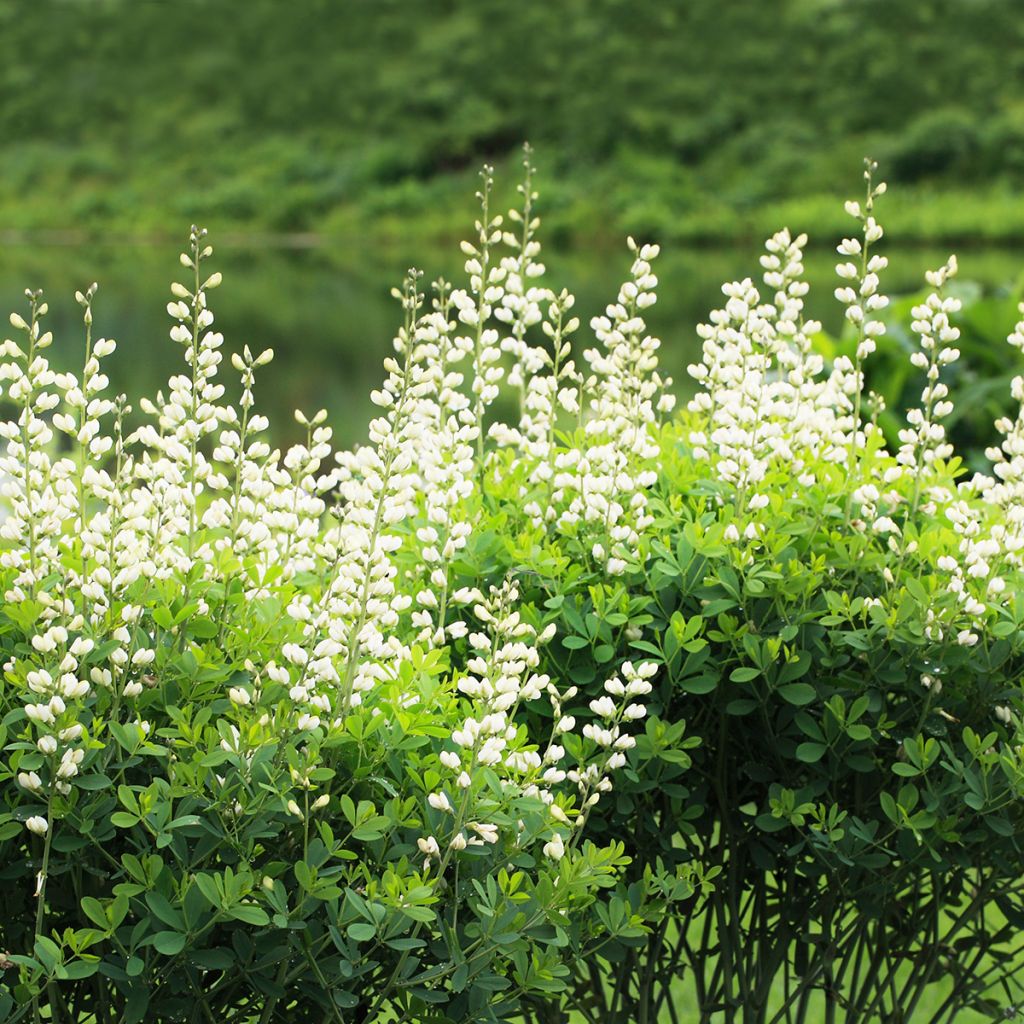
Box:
417 835 440 858
469 822 499 844
428 792 452 813
25 816 48 836
542 832 565 861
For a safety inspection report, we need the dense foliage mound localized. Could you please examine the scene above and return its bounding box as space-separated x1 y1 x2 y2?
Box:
3 156 1024 1024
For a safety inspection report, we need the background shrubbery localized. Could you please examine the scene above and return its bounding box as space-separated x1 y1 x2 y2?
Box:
2 0 1024 244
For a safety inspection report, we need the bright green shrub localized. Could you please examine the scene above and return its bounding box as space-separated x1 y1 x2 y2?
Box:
0 209 651 1022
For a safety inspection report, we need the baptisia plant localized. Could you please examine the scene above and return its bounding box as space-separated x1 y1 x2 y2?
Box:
5 149 1024 1024
556 165 1024 1023
0 213 659 1024
440 159 1024 1023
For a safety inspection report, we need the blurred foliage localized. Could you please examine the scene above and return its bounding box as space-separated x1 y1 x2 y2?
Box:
1 0 1023 242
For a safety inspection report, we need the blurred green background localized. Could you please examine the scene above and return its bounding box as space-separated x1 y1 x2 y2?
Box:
2 0 1024 447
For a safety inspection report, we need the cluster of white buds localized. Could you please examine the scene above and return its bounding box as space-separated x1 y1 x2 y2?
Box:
408 280 476 647
538 660 655 860
468 164 675 572
897 257 961 499
53 284 118 523
496 143 549 408
133 227 228 581
279 272 428 724
572 661 652 803
685 167 892 529
202 344 277 580
688 276 777 515
445 580 553 775
546 239 671 572
686 242 843 521
426 580 555 865
424 582 654 868
0 293 69 598
494 287 584 520
0 289 117 837
56 287 131 628
272 409 333 579
454 166 506 459
488 153 587 501
977 304 1024 570
939 500 991 646
827 161 889 455
757 230 837 482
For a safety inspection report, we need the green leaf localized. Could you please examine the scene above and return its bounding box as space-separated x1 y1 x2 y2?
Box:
81 897 109 930
778 683 816 706
75 774 113 790
295 862 315 892
152 605 174 630
726 698 758 716
729 666 760 683
146 892 185 930
57 961 98 981
795 742 827 764
34 936 61 970
151 931 187 956
879 791 899 823
194 874 222 909
123 987 149 1024
347 922 376 942
189 948 234 970
227 905 270 926
679 673 717 695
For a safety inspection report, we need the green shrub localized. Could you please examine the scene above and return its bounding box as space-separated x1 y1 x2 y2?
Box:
0 209 650 1022
455 161 1024 1023
5 152 1024 1024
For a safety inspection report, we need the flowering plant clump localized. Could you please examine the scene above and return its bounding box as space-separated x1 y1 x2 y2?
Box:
447 160 1024 1022
4 150 1024 1024
0 201 661 1023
